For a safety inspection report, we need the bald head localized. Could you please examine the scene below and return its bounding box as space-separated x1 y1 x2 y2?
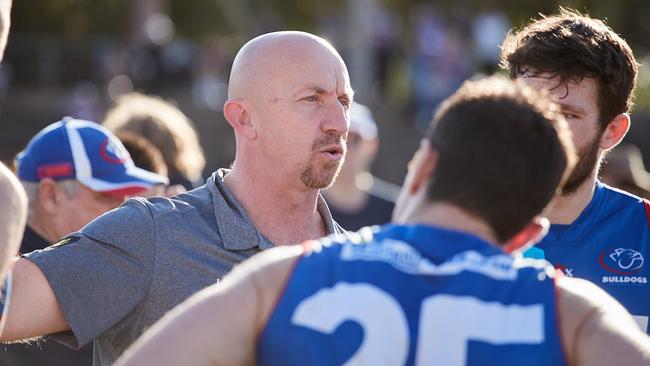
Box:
228 31 349 102
0 162 26 283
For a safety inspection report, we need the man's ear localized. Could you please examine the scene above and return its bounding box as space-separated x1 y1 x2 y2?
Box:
37 178 61 214
503 217 550 254
600 113 630 150
223 100 256 140
406 139 437 195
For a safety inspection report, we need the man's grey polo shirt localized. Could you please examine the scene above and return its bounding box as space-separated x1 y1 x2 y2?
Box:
25 169 346 366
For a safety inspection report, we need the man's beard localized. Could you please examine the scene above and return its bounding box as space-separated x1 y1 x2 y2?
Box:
300 134 346 189
562 131 603 195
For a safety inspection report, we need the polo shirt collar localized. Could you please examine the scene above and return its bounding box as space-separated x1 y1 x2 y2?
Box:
209 169 338 251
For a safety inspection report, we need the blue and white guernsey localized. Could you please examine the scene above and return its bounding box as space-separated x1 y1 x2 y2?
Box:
258 224 566 366
527 181 650 333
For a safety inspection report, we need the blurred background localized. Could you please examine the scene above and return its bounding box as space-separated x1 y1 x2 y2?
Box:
2 0 650 187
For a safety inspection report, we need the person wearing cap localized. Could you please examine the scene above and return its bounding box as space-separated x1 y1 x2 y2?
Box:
14 118 168 253
0 31 351 365
1 118 168 366
324 101 399 230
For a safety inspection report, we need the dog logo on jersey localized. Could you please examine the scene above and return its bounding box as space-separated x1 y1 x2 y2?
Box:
100 137 130 164
600 248 647 285
599 248 644 275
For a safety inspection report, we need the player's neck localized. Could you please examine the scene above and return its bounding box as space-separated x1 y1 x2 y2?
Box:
223 168 326 246
407 202 499 245
546 175 597 225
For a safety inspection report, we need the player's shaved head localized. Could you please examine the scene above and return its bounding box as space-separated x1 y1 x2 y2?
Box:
228 31 348 103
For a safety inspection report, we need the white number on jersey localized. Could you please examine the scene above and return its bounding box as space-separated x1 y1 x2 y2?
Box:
292 283 545 366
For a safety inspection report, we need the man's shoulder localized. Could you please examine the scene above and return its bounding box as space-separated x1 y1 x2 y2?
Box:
133 182 214 218
600 183 648 210
595 184 650 229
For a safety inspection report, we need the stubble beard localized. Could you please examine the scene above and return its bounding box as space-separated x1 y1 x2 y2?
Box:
561 131 603 196
300 134 346 189
300 158 344 189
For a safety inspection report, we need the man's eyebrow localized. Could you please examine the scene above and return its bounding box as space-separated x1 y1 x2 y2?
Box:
293 86 328 96
558 102 587 115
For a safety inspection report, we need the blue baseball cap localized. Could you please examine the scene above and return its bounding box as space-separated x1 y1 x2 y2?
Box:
16 118 169 197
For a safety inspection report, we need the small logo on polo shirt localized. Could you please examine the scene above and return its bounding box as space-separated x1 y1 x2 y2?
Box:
599 248 647 284
50 234 81 249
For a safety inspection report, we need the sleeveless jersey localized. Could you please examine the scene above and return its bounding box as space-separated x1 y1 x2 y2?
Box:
258 224 565 366
527 181 650 332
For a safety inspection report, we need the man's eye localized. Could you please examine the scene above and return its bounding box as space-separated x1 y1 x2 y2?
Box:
563 112 578 119
338 97 351 108
303 96 319 102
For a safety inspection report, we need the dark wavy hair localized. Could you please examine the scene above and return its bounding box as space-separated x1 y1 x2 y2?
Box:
500 8 638 129
426 76 575 242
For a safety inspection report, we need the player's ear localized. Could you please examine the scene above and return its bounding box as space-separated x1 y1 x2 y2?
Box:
393 139 437 223
407 139 437 195
600 113 630 150
223 100 256 140
503 217 550 254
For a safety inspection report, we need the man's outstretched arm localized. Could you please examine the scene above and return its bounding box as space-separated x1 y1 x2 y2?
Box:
117 245 302 366
0 258 69 340
0 162 25 286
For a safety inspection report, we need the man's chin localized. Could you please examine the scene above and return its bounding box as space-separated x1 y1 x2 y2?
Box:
300 163 342 189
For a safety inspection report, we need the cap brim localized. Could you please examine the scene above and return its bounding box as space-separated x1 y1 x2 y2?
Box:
77 165 169 197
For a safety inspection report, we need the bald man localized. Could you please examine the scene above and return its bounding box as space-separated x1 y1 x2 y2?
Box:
0 31 351 366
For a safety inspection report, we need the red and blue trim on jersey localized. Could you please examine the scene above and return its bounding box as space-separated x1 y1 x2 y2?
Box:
526 181 650 333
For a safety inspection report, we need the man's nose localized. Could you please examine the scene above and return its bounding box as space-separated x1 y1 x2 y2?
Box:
322 100 349 135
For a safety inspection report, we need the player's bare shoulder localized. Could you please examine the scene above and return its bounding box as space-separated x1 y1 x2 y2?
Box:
556 276 650 366
237 244 305 327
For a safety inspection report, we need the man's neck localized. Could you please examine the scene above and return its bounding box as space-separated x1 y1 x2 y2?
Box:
406 202 499 245
223 168 326 246
26 214 58 243
546 176 597 225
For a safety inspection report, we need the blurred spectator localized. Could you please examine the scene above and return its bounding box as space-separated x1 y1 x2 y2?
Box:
3 118 167 365
409 4 471 133
471 8 510 74
600 144 650 199
115 131 185 198
103 92 206 190
116 131 167 178
323 102 399 230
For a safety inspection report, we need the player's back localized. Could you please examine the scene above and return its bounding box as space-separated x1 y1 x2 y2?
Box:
257 224 566 366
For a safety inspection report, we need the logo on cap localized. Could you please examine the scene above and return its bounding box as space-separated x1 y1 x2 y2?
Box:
100 137 130 164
